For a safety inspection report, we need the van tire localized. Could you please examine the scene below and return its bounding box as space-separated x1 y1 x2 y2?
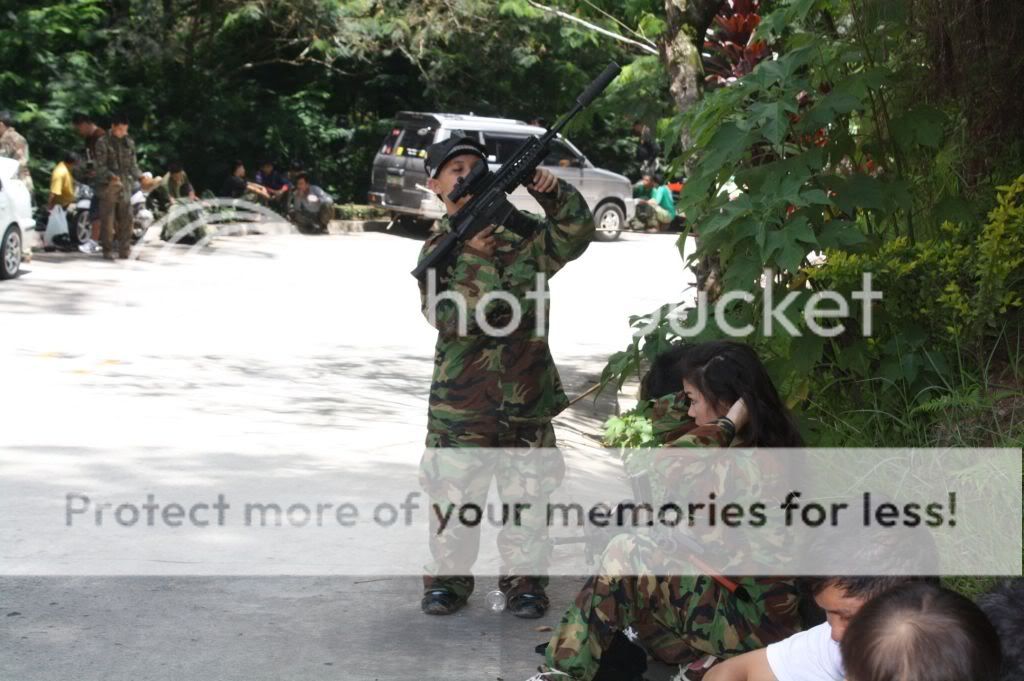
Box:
2 224 22 280
593 203 623 242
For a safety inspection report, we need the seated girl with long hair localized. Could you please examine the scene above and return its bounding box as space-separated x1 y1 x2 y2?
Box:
541 341 804 681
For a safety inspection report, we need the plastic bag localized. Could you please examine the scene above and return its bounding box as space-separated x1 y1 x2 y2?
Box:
45 205 69 242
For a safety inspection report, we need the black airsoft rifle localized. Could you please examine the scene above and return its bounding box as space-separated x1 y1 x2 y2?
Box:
410 61 622 280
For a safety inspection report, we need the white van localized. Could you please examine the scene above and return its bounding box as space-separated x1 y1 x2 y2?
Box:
369 112 635 241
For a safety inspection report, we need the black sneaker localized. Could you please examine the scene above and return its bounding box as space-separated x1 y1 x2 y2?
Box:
421 589 463 616
509 592 548 619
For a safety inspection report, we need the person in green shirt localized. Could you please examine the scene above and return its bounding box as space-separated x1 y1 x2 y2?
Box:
632 178 653 201
629 172 675 232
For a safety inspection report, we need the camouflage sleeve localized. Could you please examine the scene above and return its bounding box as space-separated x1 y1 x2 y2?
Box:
417 237 506 339
93 136 114 186
653 419 735 507
127 139 141 182
521 179 594 276
665 419 735 448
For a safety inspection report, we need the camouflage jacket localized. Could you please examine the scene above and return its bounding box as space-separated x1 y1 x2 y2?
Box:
94 133 141 198
417 179 593 435
0 127 32 189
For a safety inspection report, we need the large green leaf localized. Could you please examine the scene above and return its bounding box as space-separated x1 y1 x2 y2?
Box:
891 106 947 150
700 122 757 173
823 174 886 215
818 220 868 249
798 91 863 131
751 101 790 147
764 216 817 272
723 249 765 292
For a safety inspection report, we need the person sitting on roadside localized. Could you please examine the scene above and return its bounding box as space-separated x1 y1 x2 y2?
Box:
287 172 334 233
704 514 940 681
628 172 675 233
220 160 271 203
841 583 1002 681
543 341 804 681
150 161 209 243
286 160 305 186
705 578 934 681
254 159 291 212
162 161 197 201
47 152 78 211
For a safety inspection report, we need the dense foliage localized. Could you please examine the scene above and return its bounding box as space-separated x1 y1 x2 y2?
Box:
601 0 1024 449
0 0 674 202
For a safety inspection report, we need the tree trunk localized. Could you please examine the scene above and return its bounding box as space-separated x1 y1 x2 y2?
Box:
661 0 724 297
661 0 722 118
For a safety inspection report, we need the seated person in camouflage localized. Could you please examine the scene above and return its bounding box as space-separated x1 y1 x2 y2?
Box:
152 161 212 243
287 172 334 233
628 173 675 232
416 134 594 619
542 341 803 681
220 160 271 203
636 343 700 445
164 161 197 201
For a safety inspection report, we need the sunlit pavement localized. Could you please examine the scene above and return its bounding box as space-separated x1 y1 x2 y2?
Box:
0 228 694 681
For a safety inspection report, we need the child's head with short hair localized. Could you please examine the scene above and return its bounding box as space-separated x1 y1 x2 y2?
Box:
841 582 1001 681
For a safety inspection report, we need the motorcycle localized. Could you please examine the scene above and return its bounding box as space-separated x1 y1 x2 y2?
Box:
69 183 94 247
131 182 155 243
35 183 94 252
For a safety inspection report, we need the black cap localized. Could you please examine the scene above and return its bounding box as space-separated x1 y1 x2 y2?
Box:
424 135 486 178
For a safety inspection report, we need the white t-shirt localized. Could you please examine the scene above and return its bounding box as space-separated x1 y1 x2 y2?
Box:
765 622 844 681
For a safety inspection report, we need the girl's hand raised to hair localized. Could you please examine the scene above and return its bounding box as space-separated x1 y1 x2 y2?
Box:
726 398 749 430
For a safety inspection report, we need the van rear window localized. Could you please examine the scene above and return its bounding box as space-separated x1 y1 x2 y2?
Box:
483 133 530 164
379 127 402 155
397 126 435 158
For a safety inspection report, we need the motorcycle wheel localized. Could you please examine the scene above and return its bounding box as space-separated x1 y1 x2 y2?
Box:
70 210 91 247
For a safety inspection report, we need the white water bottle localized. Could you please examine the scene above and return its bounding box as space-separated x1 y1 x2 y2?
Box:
485 589 507 612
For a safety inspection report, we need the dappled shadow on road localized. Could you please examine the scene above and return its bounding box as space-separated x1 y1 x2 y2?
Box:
0 277 102 316
61 348 432 438
52 347 615 445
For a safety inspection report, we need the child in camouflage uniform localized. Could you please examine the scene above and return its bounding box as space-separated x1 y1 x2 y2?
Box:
543 341 804 680
416 135 594 618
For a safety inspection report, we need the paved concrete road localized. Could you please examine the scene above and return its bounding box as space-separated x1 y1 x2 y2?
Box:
0 228 696 681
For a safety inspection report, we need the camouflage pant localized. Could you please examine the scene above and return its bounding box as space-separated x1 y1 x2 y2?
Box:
161 198 213 243
546 534 800 680
421 422 562 602
98 184 132 257
289 203 333 233
628 202 672 231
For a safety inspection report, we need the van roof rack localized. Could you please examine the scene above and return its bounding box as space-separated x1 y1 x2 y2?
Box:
395 111 530 127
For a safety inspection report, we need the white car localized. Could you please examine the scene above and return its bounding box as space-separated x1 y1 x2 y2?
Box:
0 156 34 279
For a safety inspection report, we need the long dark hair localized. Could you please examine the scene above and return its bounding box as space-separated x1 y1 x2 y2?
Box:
680 341 803 446
841 583 1002 681
640 343 692 401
